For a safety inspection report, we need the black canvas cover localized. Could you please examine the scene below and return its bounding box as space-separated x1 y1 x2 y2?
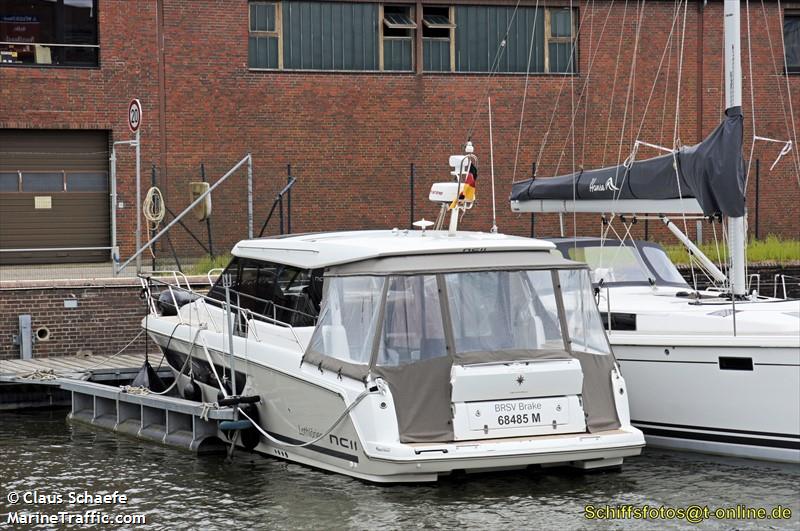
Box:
510 108 745 217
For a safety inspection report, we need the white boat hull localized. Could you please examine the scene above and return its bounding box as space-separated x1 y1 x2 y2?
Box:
613 339 800 463
147 316 644 483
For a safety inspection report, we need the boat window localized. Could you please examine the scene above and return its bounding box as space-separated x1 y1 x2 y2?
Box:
208 257 320 326
308 276 385 365
377 275 446 366
445 270 564 355
207 257 242 301
567 245 650 284
559 269 611 355
640 245 688 286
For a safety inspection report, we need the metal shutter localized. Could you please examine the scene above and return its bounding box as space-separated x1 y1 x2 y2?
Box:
0 130 110 265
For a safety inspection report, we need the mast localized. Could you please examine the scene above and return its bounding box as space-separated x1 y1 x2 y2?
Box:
724 0 747 296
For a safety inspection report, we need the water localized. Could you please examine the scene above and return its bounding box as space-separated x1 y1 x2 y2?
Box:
1 409 798 530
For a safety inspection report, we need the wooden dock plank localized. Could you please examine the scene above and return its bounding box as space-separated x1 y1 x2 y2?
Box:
0 352 153 377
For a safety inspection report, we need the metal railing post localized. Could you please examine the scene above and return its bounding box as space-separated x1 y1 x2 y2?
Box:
247 153 254 240
110 147 118 263
410 163 415 228
135 128 142 273
287 164 292 234
117 154 250 273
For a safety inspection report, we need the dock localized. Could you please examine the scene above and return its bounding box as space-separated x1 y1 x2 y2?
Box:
0 352 170 385
0 353 237 453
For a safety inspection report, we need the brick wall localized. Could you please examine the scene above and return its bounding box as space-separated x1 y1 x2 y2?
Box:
0 279 154 361
0 0 797 261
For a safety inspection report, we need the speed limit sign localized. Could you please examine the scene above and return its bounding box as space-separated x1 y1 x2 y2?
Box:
128 99 142 132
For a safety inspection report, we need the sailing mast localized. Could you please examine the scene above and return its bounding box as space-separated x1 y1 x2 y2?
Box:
725 0 747 297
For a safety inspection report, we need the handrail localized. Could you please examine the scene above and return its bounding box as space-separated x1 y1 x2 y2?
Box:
117 154 252 274
207 268 224 286
142 275 316 332
773 274 800 300
747 273 760 294
257 177 297 237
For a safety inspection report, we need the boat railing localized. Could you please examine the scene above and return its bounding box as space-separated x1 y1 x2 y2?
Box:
140 274 312 352
207 268 224 286
747 273 760 294
773 274 800 300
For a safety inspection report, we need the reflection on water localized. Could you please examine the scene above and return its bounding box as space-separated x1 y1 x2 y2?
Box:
0 409 798 530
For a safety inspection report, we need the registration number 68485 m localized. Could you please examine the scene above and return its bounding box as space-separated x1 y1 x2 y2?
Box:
497 413 541 426
467 397 569 431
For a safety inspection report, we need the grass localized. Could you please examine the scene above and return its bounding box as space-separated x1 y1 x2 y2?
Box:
664 235 800 265
184 253 232 276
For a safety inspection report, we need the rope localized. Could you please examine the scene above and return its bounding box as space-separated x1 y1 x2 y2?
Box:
143 186 166 231
464 0 524 144
143 186 165 259
236 386 379 449
761 0 800 183
20 369 59 381
80 329 145 373
552 1 617 176
601 0 630 167
532 6 593 178
120 385 151 395
511 0 542 183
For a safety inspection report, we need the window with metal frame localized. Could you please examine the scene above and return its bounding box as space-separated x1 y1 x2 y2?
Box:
249 1 282 69
0 172 19 192
282 1 378 71
21 172 64 192
381 4 416 71
0 0 99 67
785 12 800 74
423 5 455 71
546 7 576 73
452 5 574 74
66 172 108 192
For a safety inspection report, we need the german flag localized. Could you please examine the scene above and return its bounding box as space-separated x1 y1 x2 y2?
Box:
450 162 477 209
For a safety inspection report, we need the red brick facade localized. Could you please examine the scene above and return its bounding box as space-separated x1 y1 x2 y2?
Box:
0 279 155 360
1 0 798 261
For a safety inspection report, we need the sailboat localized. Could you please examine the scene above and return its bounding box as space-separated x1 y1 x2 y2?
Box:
510 0 800 462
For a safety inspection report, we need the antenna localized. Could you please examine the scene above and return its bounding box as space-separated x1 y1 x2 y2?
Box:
489 97 498 233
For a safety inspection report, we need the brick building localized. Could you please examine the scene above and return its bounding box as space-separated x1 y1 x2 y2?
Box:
0 0 798 266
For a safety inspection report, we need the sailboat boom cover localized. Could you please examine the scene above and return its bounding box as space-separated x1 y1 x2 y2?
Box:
510 108 745 218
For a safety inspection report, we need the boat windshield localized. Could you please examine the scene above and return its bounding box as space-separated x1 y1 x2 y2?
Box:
563 242 688 287
638 244 688 285
567 245 650 284
309 268 612 368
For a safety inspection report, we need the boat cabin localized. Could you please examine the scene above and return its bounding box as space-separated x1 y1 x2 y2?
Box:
200 230 623 443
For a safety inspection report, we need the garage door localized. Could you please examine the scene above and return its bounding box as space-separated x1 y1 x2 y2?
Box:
0 130 110 265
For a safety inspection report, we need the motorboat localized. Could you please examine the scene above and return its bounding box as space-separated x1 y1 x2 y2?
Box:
545 237 800 463
140 159 643 483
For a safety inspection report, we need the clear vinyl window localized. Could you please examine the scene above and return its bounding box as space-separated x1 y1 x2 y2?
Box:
377 275 447 366
445 270 564 355
559 269 611 355
309 276 385 365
